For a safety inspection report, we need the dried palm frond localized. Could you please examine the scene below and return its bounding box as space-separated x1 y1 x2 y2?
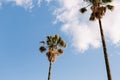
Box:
102 0 112 3
52 53 58 62
58 49 64 54
89 15 96 21
39 46 46 53
106 5 114 11
95 11 102 19
89 13 96 21
59 40 66 47
80 7 87 13
46 52 51 62
102 6 107 14
98 6 106 17
46 51 58 62
51 56 56 62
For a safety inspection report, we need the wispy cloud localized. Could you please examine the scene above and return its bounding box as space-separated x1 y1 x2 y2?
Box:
0 0 119 52
0 0 43 10
45 0 52 4
0 0 34 10
0 2 2 8
37 0 42 7
53 0 120 52
117 52 120 56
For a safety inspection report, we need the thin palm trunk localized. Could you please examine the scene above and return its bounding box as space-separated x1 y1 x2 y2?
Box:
98 19 112 80
48 61 52 80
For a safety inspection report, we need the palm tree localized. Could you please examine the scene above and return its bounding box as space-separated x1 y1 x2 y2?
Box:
80 0 114 80
39 34 66 80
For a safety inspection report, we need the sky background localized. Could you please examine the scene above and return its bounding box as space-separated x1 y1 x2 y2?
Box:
0 0 120 80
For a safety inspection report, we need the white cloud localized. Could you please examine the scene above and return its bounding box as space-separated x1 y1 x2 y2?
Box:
0 0 46 10
37 0 42 7
103 0 120 45
53 0 120 52
45 0 52 4
6 0 34 10
0 0 37 10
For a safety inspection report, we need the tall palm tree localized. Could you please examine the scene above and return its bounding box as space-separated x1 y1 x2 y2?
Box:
80 0 114 80
39 34 66 80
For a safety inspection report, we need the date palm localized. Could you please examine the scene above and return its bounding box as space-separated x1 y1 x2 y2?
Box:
39 34 66 80
80 0 114 80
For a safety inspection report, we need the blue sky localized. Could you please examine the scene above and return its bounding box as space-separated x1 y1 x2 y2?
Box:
0 0 120 80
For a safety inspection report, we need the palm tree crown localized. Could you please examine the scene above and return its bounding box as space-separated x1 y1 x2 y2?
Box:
39 34 66 62
80 0 114 21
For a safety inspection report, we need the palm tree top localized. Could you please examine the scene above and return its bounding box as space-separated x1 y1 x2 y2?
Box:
80 0 114 21
84 0 112 3
39 34 66 62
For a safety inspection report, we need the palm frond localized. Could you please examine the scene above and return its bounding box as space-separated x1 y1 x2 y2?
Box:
102 0 112 3
55 34 59 41
106 5 114 11
59 40 66 47
89 13 96 21
40 41 45 44
58 49 64 54
39 46 46 53
79 7 87 13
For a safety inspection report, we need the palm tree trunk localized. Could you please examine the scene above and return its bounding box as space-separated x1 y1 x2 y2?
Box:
48 61 52 80
98 19 112 80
